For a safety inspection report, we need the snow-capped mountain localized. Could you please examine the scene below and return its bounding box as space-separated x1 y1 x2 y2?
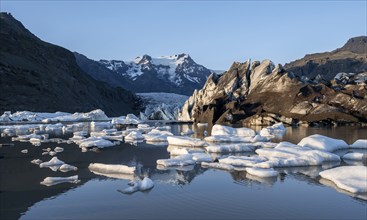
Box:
98 54 213 95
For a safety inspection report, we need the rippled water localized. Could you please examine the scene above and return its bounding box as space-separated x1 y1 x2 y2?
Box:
0 123 366 219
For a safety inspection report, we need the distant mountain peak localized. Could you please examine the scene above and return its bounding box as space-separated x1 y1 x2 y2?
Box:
95 53 213 95
338 36 367 54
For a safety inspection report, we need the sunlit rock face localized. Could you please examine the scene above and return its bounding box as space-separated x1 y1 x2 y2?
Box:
179 59 367 126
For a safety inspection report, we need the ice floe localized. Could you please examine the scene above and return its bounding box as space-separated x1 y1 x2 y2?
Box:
54 147 64 153
21 149 28 154
167 136 207 147
204 135 253 143
211 124 255 137
59 164 78 172
88 163 136 175
259 122 286 137
218 155 268 167
111 114 141 125
118 177 154 194
319 166 367 193
40 175 79 186
78 137 116 149
205 143 258 153
350 139 367 149
254 142 341 168
43 109 108 122
125 131 144 142
157 154 196 167
245 167 279 178
298 134 349 152
342 152 366 160
201 162 235 171
39 157 65 168
31 159 43 165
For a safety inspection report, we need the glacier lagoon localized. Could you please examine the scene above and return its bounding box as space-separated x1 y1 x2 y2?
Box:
0 123 366 219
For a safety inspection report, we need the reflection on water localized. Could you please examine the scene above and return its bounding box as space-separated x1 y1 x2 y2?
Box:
0 123 366 219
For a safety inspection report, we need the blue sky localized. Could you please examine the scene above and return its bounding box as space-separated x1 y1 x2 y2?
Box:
1 1 366 70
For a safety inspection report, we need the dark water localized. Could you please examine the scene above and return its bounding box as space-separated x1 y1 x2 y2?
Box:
0 123 366 219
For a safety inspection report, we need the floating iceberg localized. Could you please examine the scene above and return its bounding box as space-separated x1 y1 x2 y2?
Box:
54 147 64 153
118 177 154 194
21 149 28 154
204 135 253 143
40 175 79 186
298 134 349 152
125 131 144 142
143 129 173 142
111 114 141 125
42 109 108 122
31 159 43 165
39 157 65 168
168 147 205 156
350 139 367 149
59 164 78 172
211 124 255 137
259 122 286 137
201 162 235 171
254 142 341 168
245 167 278 178
0 111 70 122
157 154 196 167
205 143 258 153
319 166 367 193
219 155 268 167
78 137 115 148
167 136 207 147
342 152 366 160
88 163 136 175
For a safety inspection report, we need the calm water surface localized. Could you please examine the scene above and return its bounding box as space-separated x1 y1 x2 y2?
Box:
0 123 366 219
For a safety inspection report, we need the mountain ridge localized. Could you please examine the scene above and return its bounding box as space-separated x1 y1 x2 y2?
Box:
0 12 141 116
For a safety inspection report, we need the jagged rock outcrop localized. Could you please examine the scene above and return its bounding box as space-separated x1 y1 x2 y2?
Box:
179 59 367 126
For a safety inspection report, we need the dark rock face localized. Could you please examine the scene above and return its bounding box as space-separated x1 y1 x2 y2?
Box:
180 59 367 126
0 13 141 116
284 36 367 81
97 54 213 96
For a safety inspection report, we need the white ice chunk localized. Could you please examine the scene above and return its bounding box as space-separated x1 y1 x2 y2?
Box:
192 153 213 163
79 137 115 148
119 177 154 194
245 167 279 178
343 152 366 160
125 131 144 142
31 159 42 165
205 143 257 153
319 166 367 193
48 151 57 156
201 162 234 171
21 149 28 154
219 155 268 167
211 124 255 137
59 164 78 172
42 109 108 122
156 154 195 167
167 136 207 147
204 135 253 143
39 157 64 168
54 147 64 153
350 139 367 149
40 175 79 186
88 163 136 175
259 122 286 137
298 134 349 152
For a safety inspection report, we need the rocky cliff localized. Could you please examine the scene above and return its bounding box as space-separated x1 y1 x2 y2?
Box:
284 36 367 81
0 13 141 116
179 59 367 126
